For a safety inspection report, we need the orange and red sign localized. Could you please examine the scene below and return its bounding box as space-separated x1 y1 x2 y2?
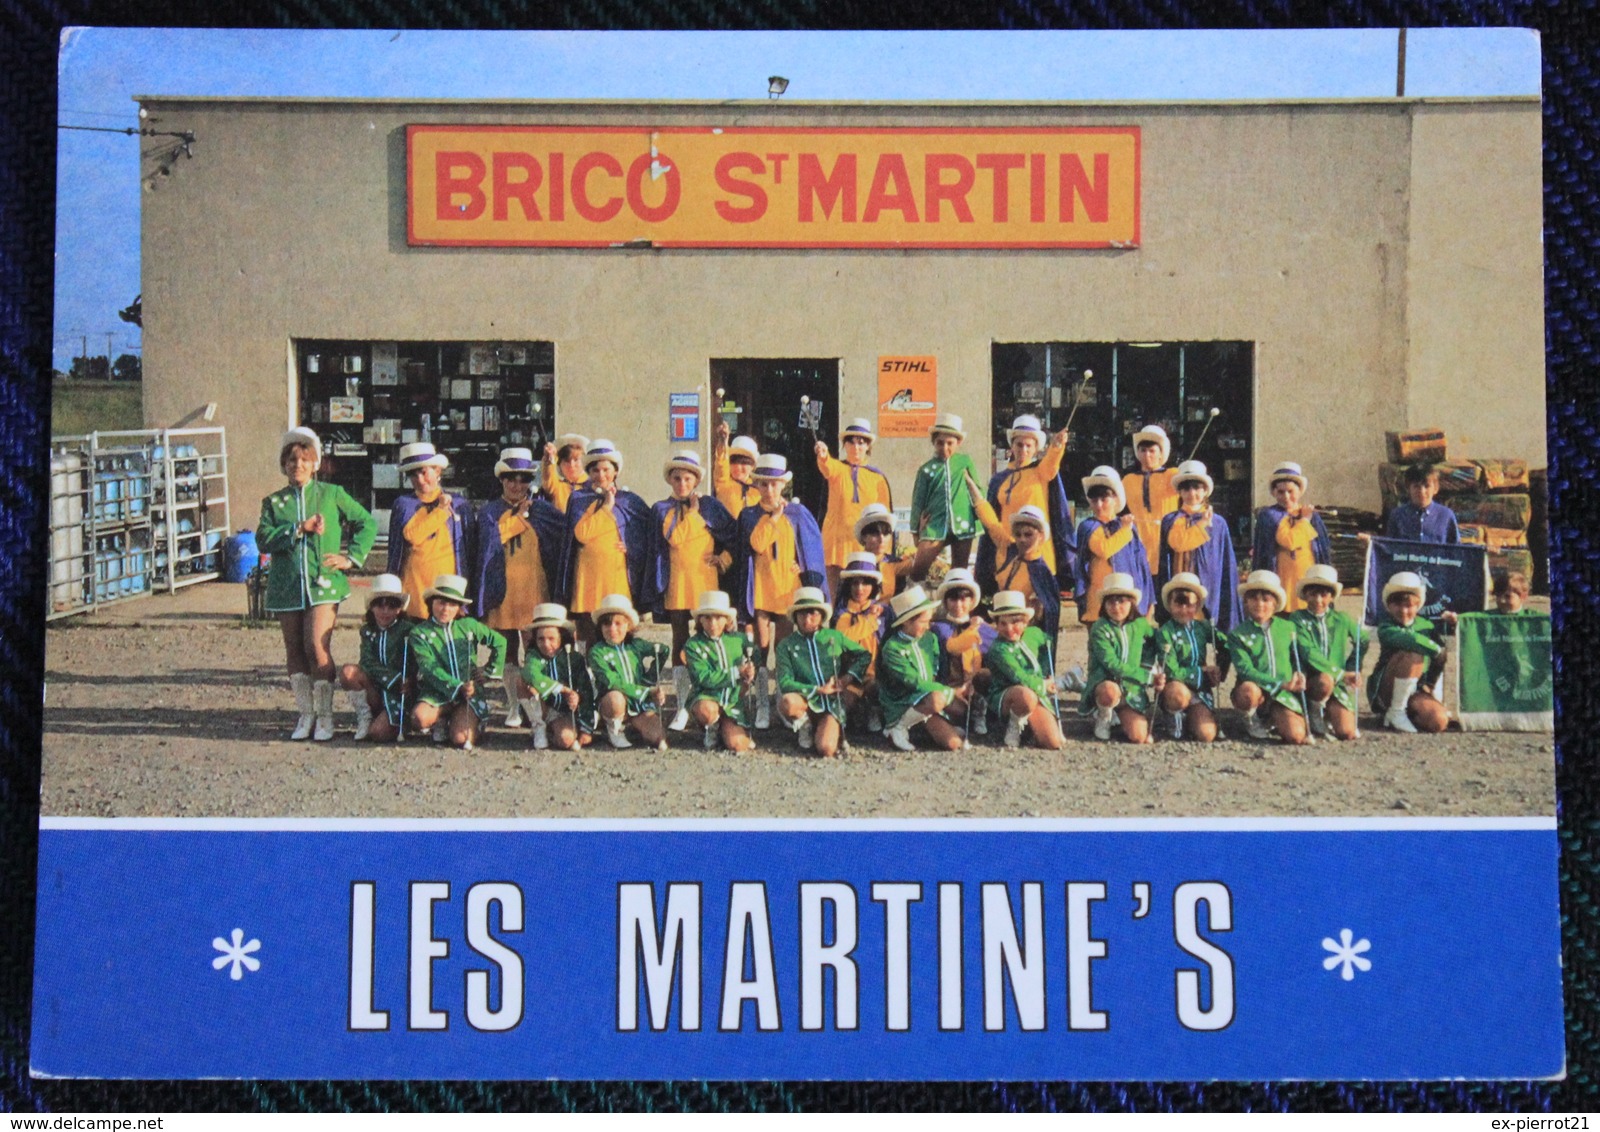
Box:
877 356 939 438
407 126 1140 249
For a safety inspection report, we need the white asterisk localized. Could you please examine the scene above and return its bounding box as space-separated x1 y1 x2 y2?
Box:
1321 928 1372 981
211 928 262 981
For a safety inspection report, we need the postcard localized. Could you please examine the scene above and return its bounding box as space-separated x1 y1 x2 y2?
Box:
36 27 1559 1081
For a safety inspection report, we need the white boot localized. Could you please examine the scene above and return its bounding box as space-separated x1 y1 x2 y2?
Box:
527 698 548 749
1058 665 1088 693
347 689 373 741
430 722 448 744
796 716 815 751
1385 677 1420 733
1092 704 1115 741
972 703 989 736
312 680 335 742
289 673 314 740
503 674 524 728
887 706 929 752
605 716 633 749
703 722 720 750
1308 698 1329 738
754 667 772 729
668 666 692 732
867 704 885 733
1171 710 1186 740
1245 709 1274 740
1003 711 1028 749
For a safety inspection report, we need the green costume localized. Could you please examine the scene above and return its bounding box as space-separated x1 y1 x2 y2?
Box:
911 453 981 541
985 626 1056 718
1155 618 1228 710
357 618 413 723
1226 615 1303 715
1366 614 1447 711
407 615 507 721
589 638 670 716
877 630 949 722
257 481 377 612
1081 616 1159 715
685 630 757 726
1290 609 1371 712
775 627 871 720
522 646 598 734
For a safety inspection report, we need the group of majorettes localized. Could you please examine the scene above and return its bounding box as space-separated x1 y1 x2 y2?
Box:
260 412 1517 752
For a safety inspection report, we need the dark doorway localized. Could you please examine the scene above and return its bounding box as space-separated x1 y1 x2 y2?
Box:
992 341 1256 542
710 358 839 519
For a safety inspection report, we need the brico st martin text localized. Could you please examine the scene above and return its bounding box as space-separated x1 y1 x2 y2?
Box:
342 879 1234 1034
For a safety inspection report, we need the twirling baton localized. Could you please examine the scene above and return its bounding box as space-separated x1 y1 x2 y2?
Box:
800 395 821 445
1044 637 1065 732
1061 368 1093 435
1185 408 1222 463
1290 634 1316 745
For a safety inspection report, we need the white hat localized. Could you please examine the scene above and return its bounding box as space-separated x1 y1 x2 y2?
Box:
729 436 760 461
1082 465 1127 511
1099 571 1143 603
592 592 641 630
935 567 980 603
1132 424 1172 465
663 449 706 484
495 447 537 478
930 413 966 441
838 552 883 583
529 602 574 631
888 584 939 629
841 419 876 445
1239 569 1288 608
399 441 449 474
1297 563 1344 601
787 586 833 620
280 427 323 467
693 590 737 622
1382 571 1427 604
422 573 472 607
1269 462 1308 493
584 439 624 473
1009 505 1050 537
990 590 1034 622
751 453 793 483
1007 414 1047 446
1172 459 1213 495
553 433 591 453
853 502 896 542
1161 571 1209 609
363 573 410 611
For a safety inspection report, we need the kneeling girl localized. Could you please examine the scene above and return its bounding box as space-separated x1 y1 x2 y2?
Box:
985 590 1068 750
407 573 508 751
1226 570 1310 744
683 590 758 752
1081 571 1160 743
519 603 596 750
1152 572 1227 742
878 585 970 752
776 586 871 758
589 593 672 750
338 573 412 743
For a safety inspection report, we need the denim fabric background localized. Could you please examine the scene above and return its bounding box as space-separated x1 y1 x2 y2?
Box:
1 2 1593 1112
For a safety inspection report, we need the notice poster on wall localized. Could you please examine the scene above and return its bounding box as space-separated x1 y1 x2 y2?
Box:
876 355 937 437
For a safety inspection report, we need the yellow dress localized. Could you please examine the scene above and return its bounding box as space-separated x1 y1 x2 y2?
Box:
749 510 802 615
1274 514 1320 613
820 456 892 568
712 449 760 516
1165 507 1214 577
570 500 630 614
1123 468 1180 574
1081 523 1136 623
833 600 882 679
400 496 461 617
485 509 546 631
540 462 585 514
661 503 721 611
976 499 1043 612
990 442 1065 574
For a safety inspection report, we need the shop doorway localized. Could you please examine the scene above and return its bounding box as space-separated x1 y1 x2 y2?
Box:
710 358 839 518
991 341 1255 538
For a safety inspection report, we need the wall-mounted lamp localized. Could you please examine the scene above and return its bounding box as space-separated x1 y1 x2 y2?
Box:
767 76 790 100
202 402 218 422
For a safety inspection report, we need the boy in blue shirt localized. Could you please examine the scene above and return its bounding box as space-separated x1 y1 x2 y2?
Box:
1386 464 1460 544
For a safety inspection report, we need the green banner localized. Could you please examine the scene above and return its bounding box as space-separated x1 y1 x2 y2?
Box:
1454 612 1553 731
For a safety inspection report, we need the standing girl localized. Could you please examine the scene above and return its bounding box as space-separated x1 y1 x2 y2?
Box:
388 441 471 619
909 413 980 580
830 551 887 732
1155 460 1240 632
1073 466 1156 625
1251 462 1331 613
815 418 892 596
541 433 590 513
559 440 655 646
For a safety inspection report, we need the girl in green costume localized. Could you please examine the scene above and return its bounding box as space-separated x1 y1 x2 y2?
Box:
519 603 596 751
1153 572 1227 742
336 573 411 743
407 574 508 751
1081 571 1160 744
775 587 871 758
684 590 758 752
878 585 969 752
985 590 1067 751
1288 564 1371 741
589 593 671 751
1226 570 1310 745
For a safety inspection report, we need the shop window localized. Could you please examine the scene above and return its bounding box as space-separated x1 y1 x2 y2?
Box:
295 339 556 519
991 341 1255 539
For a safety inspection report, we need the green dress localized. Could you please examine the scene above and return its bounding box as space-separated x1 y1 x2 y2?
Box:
1081 616 1159 715
911 453 980 541
522 647 598 734
775 628 871 720
258 481 378 612
589 638 671 716
684 631 757 726
1366 614 1447 711
877 630 949 722
1289 609 1371 712
1155 618 1227 710
985 626 1055 718
1226 615 1304 714
407 615 507 720
357 618 413 722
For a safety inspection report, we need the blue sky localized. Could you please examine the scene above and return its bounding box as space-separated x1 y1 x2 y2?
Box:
53 27 1541 372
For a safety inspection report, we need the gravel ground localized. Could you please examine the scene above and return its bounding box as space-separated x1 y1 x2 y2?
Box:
40 585 1555 819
